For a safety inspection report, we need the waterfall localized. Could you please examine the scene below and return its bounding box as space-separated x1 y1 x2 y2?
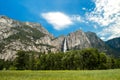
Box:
63 38 67 52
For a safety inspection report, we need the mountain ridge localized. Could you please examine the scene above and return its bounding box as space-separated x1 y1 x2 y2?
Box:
0 16 119 60
106 37 120 56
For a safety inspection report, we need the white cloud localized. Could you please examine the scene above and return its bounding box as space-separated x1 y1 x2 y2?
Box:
71 15 84 22
82 7 87 11
41 12 84 30
86 0 120 40
99 24 120 40
87 0 120 26
41 12 73 30
100 37 105 40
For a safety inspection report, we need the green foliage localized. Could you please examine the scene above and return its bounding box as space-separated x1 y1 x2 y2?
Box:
0 59 4 70
116 58 120 68
14 51 39 70
9 66 17 70
0 43 5 53
14 51 30 70
81 49 99 69
0 48 120 70
0 59 13 70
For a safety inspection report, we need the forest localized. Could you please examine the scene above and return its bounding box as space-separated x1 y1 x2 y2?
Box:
0 48 120 70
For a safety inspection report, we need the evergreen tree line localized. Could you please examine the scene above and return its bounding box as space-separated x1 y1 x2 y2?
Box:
0 48 120 70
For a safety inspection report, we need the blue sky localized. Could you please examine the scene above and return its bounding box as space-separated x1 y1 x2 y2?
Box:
0 0 120 41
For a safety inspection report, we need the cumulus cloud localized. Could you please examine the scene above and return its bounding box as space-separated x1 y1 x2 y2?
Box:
86 0 120 40
41 12 73 30
41 12 84 30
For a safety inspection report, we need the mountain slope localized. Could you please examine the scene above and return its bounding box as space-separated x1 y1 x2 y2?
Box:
86 32 118 56
66 30 91 50
0 16 57 60
0 16 119 60
86 32 108 52
106 37 120 56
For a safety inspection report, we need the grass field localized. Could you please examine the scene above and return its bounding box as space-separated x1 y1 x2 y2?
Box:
0 69 120 80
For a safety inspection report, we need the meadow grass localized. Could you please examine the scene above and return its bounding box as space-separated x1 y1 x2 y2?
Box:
0 69 120 80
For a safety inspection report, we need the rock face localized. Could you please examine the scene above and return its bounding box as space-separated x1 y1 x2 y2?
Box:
86 32 107 51
66 30 91 50
0 16 57 60
106 37 120 56
85 32 117 56
106 37 120 49
0 16 118 60
51 30 91 52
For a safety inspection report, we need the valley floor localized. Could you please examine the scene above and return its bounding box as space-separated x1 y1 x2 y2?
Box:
0 69 120 80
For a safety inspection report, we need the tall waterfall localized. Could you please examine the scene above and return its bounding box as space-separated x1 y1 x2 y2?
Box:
63 38 67 52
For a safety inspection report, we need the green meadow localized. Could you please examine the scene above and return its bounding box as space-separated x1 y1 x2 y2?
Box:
0 69 120 80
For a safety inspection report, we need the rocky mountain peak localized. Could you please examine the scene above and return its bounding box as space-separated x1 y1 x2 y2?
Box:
86 31 106 49
66 30 91 50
